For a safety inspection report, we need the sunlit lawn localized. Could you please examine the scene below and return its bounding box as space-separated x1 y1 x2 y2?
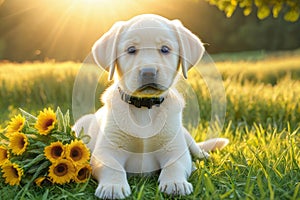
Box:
0 50 299 199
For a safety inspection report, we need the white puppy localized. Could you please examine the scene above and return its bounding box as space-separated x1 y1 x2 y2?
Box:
73 14 228 199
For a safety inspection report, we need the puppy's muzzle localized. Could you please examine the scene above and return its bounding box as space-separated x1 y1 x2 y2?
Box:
137 67 168 92
139 67 157 86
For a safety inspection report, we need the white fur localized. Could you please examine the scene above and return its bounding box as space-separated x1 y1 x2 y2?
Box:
73 14 228 199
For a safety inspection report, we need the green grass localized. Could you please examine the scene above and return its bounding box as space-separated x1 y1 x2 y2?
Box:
0 50 300 199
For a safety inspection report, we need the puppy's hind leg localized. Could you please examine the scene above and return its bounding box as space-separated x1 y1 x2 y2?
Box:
183 128 210 159
183 128 229 158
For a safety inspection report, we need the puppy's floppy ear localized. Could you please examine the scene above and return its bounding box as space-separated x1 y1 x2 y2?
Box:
92 21 124 80
172 20 205 79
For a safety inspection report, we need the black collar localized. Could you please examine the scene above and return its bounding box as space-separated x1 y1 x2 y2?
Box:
118 87 165 109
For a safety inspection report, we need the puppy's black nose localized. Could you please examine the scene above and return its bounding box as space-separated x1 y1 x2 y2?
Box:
140 67 157 79
139 67 157 85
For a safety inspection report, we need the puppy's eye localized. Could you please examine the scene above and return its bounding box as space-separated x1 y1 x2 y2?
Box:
127 46 136 54
160 45 170 54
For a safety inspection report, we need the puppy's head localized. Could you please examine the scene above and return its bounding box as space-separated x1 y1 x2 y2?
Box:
92 14 204 97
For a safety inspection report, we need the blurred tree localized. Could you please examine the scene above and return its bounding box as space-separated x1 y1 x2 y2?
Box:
207 0 300 22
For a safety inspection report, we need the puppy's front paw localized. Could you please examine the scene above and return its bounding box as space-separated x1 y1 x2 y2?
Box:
159 180 193 195
95 182 131 199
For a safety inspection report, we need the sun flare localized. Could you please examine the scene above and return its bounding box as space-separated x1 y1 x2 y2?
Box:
2 0 183 60
72 0 113 5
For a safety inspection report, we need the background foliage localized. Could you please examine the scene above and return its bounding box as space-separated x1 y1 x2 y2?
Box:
207 0 300 22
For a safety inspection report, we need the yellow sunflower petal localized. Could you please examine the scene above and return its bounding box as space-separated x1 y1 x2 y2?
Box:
35 108 57 135
9 132 28 155
48 159 75 184
0 146 10 166
74 163 92 183
66 140 90 165
7 115 25 134
1 162 23 186
44 141 65 163
35 176 52 187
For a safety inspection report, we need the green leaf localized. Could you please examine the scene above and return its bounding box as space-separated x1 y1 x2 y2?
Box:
0 131 8 140
78 127 85 138
257 5 271 20
51 133 72 143
292 183 300 200
77 127 91 144
27 164 40 174
16 160 50 199
23 154 45 169
26 149 44 154
31 160 50 180
29 141 47 148
137 184 145 200
42 189 49 200
64 110 70 129
80 135 91 145
204 173 215 194
267 174 274 199
56 107 65 132
256 171 265 198
19 108 37 123
219 189 234 199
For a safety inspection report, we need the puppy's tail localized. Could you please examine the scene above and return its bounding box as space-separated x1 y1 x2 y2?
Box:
184 128 229 159
197 138 229 152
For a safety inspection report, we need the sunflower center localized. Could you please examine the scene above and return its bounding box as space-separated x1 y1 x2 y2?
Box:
44 119 54 129
54 163 68 176
11 167 19 178
0 149 7 159
18 138 25 149
14 122 23 130
71 147 82 161
77 167 89 180
51 146 63 158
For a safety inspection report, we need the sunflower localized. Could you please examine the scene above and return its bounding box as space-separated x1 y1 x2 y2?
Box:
74 163 92 183
44 141 65 163
35 108 57 135
1 162 23 186
48 159 75 184
35 176 52 187
66 140 90 165
7 114 25 134
9 132 28 155
0 146 9 166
